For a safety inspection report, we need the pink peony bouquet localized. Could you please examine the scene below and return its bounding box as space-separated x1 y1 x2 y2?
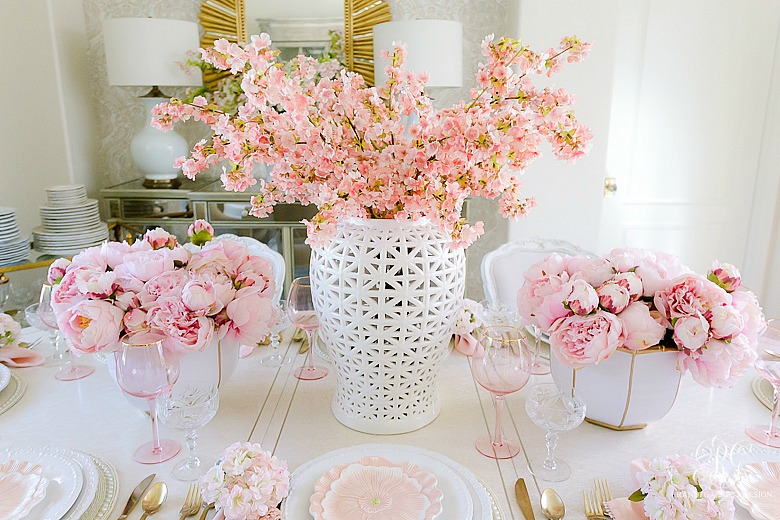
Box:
0 313 21 348
49 221 277 355
627 454 735 520
518 248 766 387
199 442 289 520
153 33 592 248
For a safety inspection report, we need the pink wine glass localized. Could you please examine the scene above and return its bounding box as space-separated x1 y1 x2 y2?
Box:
470 325 532 459
39 284 94 380
287 276 328 381
746 320 780 448
116 329 181 464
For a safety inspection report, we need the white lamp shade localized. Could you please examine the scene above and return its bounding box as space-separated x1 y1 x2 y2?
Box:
103 18 202 87
373 20 463 88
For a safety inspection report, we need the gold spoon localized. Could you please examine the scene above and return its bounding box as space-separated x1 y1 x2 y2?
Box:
540 488 565 519
139 482 167 520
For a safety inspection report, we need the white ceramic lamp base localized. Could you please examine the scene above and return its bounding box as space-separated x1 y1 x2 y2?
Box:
132 96 186 189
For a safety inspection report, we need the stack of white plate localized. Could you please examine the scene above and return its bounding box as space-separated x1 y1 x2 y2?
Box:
0 207 30 267
32 185 109 256
0 446 118 520
285 444 500 520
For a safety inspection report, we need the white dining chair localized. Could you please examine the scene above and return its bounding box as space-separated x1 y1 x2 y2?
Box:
480 238 596 307
210 233 286 304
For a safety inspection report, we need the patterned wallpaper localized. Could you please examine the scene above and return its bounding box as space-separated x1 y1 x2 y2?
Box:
85 0 511 298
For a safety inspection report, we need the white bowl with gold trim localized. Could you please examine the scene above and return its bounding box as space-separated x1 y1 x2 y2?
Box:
550 346 682 430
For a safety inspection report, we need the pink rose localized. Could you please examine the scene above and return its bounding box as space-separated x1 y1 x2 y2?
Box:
138 270 189 309
99 241 132 270
181 278 221 315
707 260 742 292
612 271 643 301
680 335 757 388
564 279 598 315
114 248 176 283
188 219 214 246
549 310 624 368
143 228 179 250
218 287 276 345
673 314 711 351
597 281 631 314
619 302 666 350
47 258 71 284
654 274 730 322
730 290 766 344
706 304 745 340
565 256 614 287
57 299 124 353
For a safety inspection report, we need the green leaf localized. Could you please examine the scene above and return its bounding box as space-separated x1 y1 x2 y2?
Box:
628 489 646 502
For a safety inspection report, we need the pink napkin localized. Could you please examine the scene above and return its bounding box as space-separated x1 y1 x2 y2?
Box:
604 498 647 520
453 334 483 356
0 345 45 367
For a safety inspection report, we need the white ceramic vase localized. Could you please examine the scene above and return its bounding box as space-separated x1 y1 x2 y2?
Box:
108 334 239 411
550 346 683 430
310 218 466 434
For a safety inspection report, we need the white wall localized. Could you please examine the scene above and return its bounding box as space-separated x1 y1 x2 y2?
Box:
0 0 96 235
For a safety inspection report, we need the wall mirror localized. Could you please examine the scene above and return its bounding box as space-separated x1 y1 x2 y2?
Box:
198 0 390 87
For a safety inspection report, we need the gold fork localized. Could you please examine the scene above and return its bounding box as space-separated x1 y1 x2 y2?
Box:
594 478 613 506
198 502 215 520
178 483 203 520
583 479 613 519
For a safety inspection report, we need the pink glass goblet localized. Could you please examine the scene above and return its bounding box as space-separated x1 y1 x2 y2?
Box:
39 284 94 379
116 329 181 464
287 276 328 381
470 325 532 459
746 320 780 448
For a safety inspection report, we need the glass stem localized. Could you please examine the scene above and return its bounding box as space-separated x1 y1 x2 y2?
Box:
270 333 280 356
543 430 559 470
148 398 161 454
492 394 506 447
532 327 541 367
185 429 198 463
305 330 316 368
770 385 780 438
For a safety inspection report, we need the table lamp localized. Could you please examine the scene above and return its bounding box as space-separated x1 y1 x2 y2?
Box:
373 20 463 88
103 18 202 189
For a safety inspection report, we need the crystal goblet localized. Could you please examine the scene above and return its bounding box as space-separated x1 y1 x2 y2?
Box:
746 320 780 448
260 301 292 368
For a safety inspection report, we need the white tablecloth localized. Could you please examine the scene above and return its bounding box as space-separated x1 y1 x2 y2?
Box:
0 327 771 519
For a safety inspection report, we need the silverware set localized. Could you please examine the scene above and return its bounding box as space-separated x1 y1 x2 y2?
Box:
117 477 215 520
583 478 613 519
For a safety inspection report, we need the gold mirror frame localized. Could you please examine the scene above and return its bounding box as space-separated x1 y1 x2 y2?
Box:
198 0 391 88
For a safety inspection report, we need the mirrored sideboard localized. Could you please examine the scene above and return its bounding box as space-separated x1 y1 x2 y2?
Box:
100 178 317 292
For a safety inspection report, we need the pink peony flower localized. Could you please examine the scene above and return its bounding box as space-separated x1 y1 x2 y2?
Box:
69 246 108 272
517 270 570 330
609 248 691 297
564 279 598 315
143 228 179 250
147 298 214 354
100 241 132 270
549 310 624 368
123 308 148 332
730 290 766 344
138 270 190 309
47 258 71 284
597 281 631 314
565 256 614 287
58 299 124 353
680 335 757 388
706 304 745 340
114 248 176 282
619 302 666 351
218 287 276 345
654 274 730 323
612 271 643 302
188 219 214 246
181 278 221 315
673 314 711 352
707 260 742 292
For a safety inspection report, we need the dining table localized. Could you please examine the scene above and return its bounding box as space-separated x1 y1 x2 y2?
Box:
0 326 775 520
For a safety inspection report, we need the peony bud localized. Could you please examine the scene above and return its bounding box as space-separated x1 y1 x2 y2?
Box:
564 279 599 316
188 219 215 246
597 281 631 314
707 260 741 292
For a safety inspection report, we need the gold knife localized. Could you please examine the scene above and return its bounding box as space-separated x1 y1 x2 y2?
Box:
515 478 535 520
116 473 155 519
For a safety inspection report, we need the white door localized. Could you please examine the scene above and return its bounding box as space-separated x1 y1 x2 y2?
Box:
509 0 780 302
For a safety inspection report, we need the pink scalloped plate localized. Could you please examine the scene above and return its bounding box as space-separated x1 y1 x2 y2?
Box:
310 456 444 520
731 461 780 520
0 460 49 520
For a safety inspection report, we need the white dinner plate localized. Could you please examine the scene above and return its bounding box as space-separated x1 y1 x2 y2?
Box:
61 450 99 520
0 446 84 520
285 444 492 520
0 365 10 393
